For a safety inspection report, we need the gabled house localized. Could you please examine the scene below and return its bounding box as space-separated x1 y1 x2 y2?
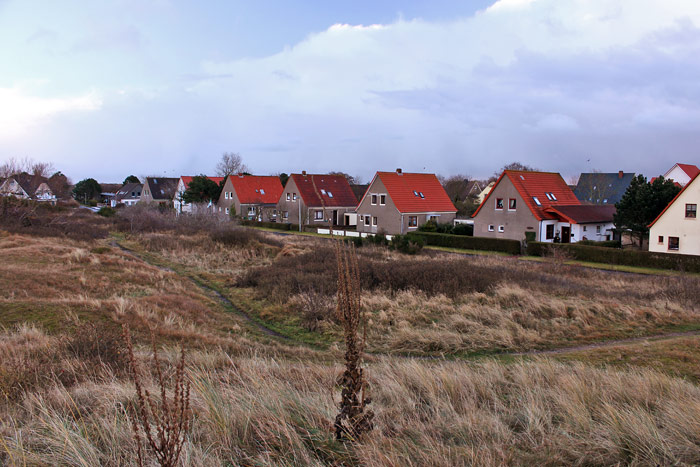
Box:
654 163 700 187
574 171 635 205
356 169 457 235
648 173 700 256
471 170 610 243
277 172 357 226
0 173 56 204
218 174 284 220
140 177 179 207
173 176 225 214
476 181 495 204
113 183 143 207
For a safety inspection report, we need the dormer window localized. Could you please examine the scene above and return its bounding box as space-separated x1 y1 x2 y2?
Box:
533 197 541 206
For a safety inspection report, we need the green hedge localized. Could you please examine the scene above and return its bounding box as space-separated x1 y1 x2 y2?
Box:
526 242 700 273
575 239 621 248
407 232 521 255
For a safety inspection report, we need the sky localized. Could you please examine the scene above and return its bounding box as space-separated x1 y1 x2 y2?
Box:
1 0 700 183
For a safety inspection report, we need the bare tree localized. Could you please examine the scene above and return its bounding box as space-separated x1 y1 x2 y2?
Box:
0 156 55 178
440 174 472 202
491 161 539 181
30 161 56 178
215 152 248 178
575 170 617 204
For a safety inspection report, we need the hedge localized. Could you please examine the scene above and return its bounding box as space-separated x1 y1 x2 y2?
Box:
526 242 700 273
407 232 522 255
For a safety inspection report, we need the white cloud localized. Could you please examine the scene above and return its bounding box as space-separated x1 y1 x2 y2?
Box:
0 87 101 140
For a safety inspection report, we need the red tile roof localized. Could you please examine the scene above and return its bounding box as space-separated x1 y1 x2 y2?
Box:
649 172 699 228
371 172 456 213
544 205 616 224
473 171 580 221
229 175 284 204
181 176 225 190
677 163 700 179
290 174 358 207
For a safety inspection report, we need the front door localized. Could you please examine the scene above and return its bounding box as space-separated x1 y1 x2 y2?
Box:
561 225 571 243
333 210 338 226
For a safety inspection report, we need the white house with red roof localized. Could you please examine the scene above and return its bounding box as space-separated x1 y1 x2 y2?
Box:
653 163 700 187
648 173 700 256
174 176 225 214
355 169 457 235
217 174 284 221
472 170 615 243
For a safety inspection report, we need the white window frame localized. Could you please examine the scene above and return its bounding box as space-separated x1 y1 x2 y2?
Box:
365 215 371 225
498 225 505 232
315 210 324 220
408 216 417 227
488 225 494 232
286 193 291 201
508 198 516 210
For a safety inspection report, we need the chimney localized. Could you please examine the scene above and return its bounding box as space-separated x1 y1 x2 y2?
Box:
396 168 402 175
618 170 624 179
302 170 307 176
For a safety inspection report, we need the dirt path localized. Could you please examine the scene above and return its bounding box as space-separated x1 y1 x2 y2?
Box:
111 239 289 340
512 329 700 356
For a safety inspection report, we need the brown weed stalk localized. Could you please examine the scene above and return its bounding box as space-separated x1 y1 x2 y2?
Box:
333 240 374 441
122 325 191 467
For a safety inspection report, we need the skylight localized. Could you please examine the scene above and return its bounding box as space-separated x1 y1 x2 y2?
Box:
321 189 326 195
419 192 425 198
533 196 541 206
260 189 265 195
328 192 333 198
413 190 418 196
545 193 552 200
520 175 525 180
550 193 557 201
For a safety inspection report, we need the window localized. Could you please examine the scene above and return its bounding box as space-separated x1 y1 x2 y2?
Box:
686 204 697 218
371 194 377 205
488 225 495 232
321 189 326 195
260 189 265 195
533 196 541 206
380 195 386 205
292 193 297 201
508 198 516 210
428 215 439 221
248 207 256 215
286 193 291 201
315 210 324 220
596 225 601 233
658 235 664 243
225 192 229 199
546 224 554 240
225 208 229 214
419 192 424 198
408 216 417 227
495 198 504 210
365 215 371 225
498 225 505 232
583 226 587 232
283 211 289 219
413 190 418 196
328 192 333 198
373 217 378 226
669 236 680 251
545 193 552 201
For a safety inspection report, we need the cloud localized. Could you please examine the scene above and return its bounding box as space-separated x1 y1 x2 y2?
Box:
0 87 101 140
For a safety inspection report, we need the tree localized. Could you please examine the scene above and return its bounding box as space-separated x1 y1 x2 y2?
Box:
73 178 102 203
614 175 680 248
491 161 538 181
30 161 55 178
215 152 248 178
48 172 72 199
575 170 617 204
278 173 289 187
123 175 140 185
182 175 221 204
329 172 362 185
440 174 471 202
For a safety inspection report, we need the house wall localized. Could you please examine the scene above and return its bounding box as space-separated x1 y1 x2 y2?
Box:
33 183 56 204
0 179 30 199
140 182 154 204
573 222 614 242
472 177 540 241
277 177 353 226
649 178 700 256
217 176 240 218
665 165 692 186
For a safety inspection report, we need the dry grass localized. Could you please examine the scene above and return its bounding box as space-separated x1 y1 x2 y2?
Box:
3 346 700 465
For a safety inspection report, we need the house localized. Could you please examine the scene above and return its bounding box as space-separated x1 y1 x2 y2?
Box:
653 163 700 187
0 173 56 204
217 174 284 220
648 173 700 256
173 176 225 214
140 177 179 207
355 169 457 235
113 183 143 207
476 181 495 204
573 171 635 205
471 170 613 243
277 172 357 226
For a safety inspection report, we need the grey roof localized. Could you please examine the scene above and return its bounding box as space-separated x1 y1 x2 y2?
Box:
115 183 143 201
573 172 635 205
145 177 179 201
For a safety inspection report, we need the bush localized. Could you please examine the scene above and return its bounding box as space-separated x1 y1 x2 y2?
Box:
366 233 389 246
389 234 424 255
97 206 116 217
452 223 473 236
526 242 700 273
407 232 521 255
210 226 282 248
576 239 621 248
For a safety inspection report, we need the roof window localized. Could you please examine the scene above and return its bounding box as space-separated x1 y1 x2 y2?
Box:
328 192 333 198
419 192 425 198
550 192 557 201
520 175 525 180
321 189 326 195
260 189 265 195
533 196 542 206
413 190 418 196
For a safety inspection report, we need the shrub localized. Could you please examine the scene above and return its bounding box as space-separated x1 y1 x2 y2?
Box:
526 242 700 273
576 239 621 248
452 223 473 236
407 232 521 255
97 206 116 217
366 233 388 246
389 234 424 255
